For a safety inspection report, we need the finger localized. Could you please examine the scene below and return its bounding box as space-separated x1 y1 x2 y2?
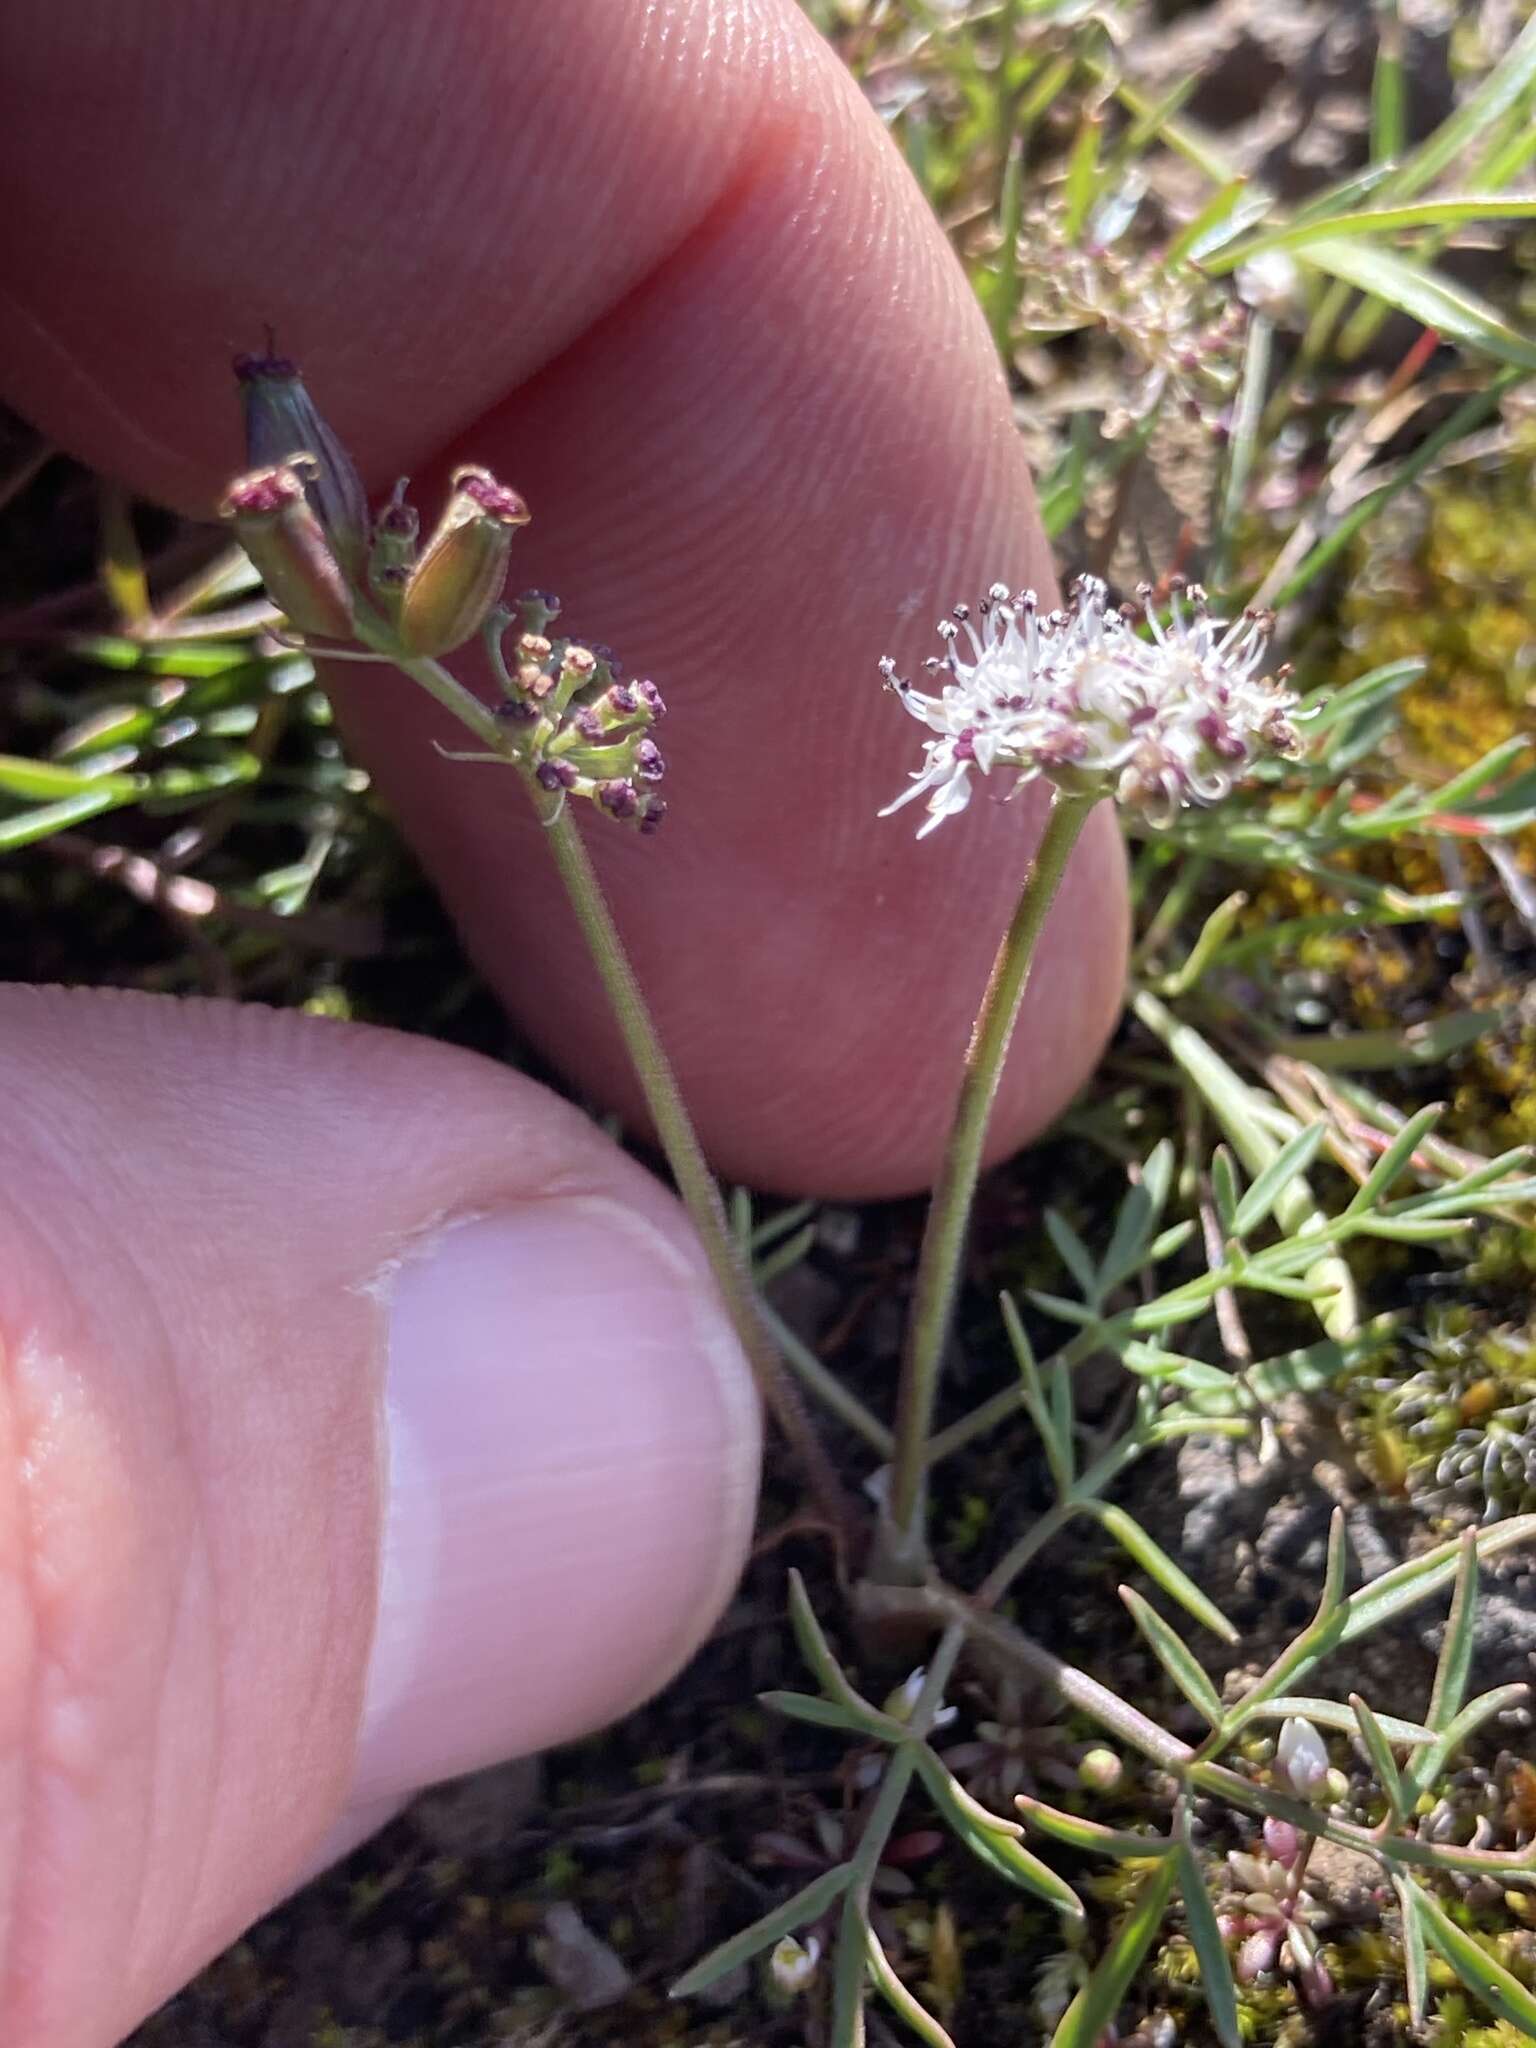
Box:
0 0 1129 1197
0 987 758 2048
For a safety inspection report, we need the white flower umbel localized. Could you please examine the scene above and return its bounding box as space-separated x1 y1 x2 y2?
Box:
879 576 1302 837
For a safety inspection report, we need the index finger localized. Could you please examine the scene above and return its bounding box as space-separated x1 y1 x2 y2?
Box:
0 0 1128 1195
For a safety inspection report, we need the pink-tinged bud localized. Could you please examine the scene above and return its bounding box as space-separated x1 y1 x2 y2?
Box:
367 478 420 615
233 353 370 575
1276 1717 1329 1801
1262 1816 1302 1868
397 465 531 658
220 464 355 642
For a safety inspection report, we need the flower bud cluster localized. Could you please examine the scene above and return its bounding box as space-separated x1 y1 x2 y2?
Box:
224 355 528 661
486 594 668 833
1009 203 1247 438
880 574 1303 837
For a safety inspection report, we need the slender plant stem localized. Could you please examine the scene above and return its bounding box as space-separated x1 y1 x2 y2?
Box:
883 791 1096 1566
376 637 854 1537
537 804 853 1531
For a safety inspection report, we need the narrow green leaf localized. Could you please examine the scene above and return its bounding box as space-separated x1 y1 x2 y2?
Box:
760 1691 900 1739
1371 10 1405 166
1250 1695 1432 1745
1425 1528 1478 1730
1062 111 1102 238
1099 1147 1171 1295
1387 14 1536 203
866 1928 956 2048
1045 1208 1100 1300
1345 1104 1444 1214
1298 238 1536 370
1026 1290 1103 1329
1050 1855 1179 2048
1014 1793 1164 1860
1349 1694 1406 1822
0 787 129 848
1353 1215 1472 1244
1416 1883 1536 2035
1119 1586 1224 1726
1001 1292 1073 1492
1159 889 1250 1000
1175 1828 1240 2048
786 1571 899 1731
0 753 142 800
831 1889 870 2048
1339 1515 1536 1646
1402 1684 1532 1803
1086 1503 1238 1643
1231 1120 1328 1236
1270 370 1521 608
670 1861 853 1998
911 1747 1085 1925
1210 195 1536 274
1211 1148 1241 1236
1164 177 1254 268
1233 1511 1349 1713
1393 1875 1429 2029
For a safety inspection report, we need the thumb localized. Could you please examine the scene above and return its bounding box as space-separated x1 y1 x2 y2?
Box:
0 987 759 2048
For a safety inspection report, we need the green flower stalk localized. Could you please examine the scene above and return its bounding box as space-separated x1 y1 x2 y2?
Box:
877 576 1307 1572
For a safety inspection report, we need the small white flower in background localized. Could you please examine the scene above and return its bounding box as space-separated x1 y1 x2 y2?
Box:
882 1666 959 1729
770 1932 822 1997
1275 1714 1331 1800
879 575 1303 837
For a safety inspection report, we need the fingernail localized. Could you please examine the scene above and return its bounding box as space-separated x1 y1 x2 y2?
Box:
349 1200 760 1804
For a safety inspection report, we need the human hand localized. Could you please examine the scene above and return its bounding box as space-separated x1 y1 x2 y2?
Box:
0 4 1128 2041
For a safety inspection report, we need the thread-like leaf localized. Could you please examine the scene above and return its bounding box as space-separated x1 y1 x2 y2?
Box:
1014 1793 1164 1860
1345 1103 1444 1214
1086 1503 1238 1643
1416 1883 1536 2035
1119 1586 1224 1726
866 1927 956 2048
1393 1875 1429 2029
1175 1827 1240 2048
1349 1694 1406 1822
912 1747 1085 1925
1050 1855 1179 2048
1231 1120 1329 1237
670 1861 853 1998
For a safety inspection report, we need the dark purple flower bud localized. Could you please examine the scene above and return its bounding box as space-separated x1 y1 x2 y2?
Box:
598 778 639 819
635 679 666 719
367 478 420 609
494 697 538 724
634 738 665 782
233 353 371 575
536 759 579 792
574 707 605 741
607 684 638 718
639 795 667 835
